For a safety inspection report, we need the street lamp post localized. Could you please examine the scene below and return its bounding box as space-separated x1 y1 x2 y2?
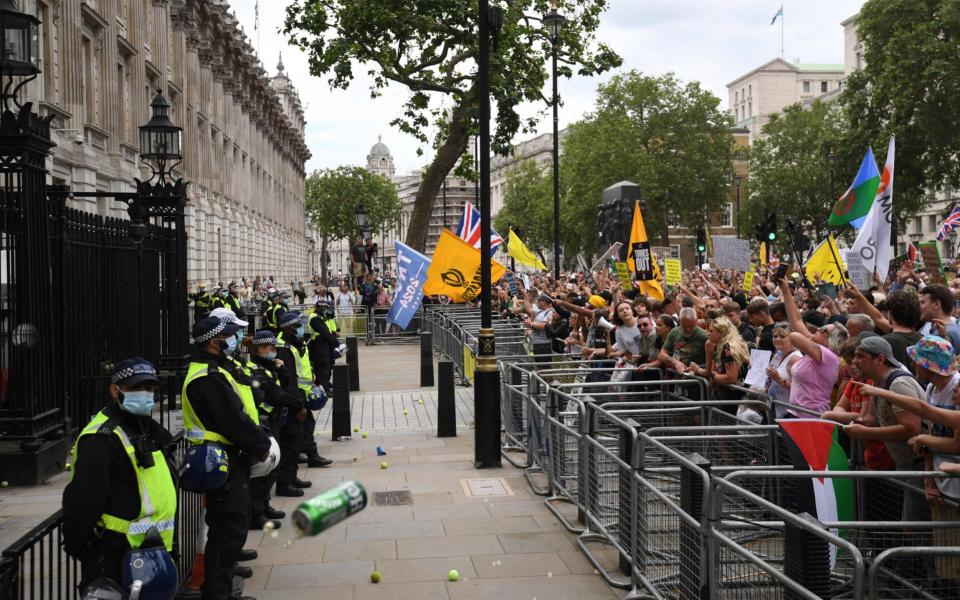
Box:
733 174 742 238
474 0 503 469
544 2 565 281
355 202 369 234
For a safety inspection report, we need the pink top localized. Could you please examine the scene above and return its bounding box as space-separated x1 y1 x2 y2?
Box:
788 345 840 416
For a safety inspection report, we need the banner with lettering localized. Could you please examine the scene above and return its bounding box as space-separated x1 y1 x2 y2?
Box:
386 241 430 330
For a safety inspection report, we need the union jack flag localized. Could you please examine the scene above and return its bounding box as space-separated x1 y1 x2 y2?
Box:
936 205 960 241
455 201 503 256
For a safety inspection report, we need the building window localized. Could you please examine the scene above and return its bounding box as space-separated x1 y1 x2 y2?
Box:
81 36 94 123
734 91 738 104
720 203 733 228
802 81 810 93
748 102 752 117
929 215 938 232
667 211 680 228
821 80 828 93
39 1 54 102
748 84 752 97
914 217 922 234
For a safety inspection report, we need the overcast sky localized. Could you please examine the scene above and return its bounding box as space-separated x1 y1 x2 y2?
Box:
232 0 865 175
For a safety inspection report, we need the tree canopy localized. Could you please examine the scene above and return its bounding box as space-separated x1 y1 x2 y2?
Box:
842 0 960 212
554 71 735 258
744 101 850 240
284 0 621 251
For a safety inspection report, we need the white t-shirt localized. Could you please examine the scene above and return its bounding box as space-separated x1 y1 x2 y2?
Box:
337 291 353 311
926 372 960 498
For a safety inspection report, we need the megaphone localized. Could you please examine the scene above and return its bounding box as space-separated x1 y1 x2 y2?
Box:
597 316 616 332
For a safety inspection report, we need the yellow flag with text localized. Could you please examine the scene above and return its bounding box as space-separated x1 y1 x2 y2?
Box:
759 242 768 268
627 201 664 300
507 228 547 271
423 229 506 302
804 235 848 285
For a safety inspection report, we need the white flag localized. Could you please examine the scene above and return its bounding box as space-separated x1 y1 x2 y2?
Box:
850 137 895 285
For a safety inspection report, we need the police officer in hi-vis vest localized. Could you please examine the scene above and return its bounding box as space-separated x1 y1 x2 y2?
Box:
182 317 271 600
62 358 176 592
275 311 332 469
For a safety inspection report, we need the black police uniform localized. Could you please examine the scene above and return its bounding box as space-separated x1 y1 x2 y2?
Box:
224 293 242 315
247 353 303 507
185 350 270 600
190 290 213 321
275 330 325 465
62 403 175 591
307 312 337 393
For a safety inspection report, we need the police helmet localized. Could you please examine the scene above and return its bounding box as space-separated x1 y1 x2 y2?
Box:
306 386 328 411
250 436 280 478
179 442 229 492
123 534 178 600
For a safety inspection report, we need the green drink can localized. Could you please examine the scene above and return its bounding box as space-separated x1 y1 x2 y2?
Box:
292 480 367 536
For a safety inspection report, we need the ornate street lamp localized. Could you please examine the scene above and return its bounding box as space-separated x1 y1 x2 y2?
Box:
0 0 40 110
543 0 565 280
355 202 369 234
139 92 182 183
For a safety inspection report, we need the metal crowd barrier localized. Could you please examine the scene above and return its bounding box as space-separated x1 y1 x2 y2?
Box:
492 356 960 600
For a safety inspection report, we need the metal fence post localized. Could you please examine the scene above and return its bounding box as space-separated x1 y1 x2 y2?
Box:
332 363 351 440
784 513 831 600
679 452 711 600
437 361 456 437
346 336 360 392
617 422 635 577
420 331 434 387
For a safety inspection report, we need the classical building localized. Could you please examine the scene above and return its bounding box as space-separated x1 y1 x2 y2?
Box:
19 0 311 287
489 129 566 218
727 60 844 143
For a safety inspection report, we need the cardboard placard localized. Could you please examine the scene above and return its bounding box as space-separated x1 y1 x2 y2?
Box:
664 258 682 286
613 261 634 290
742 268 756 292
504 271 518 295
919 242 945 283
631 241 654 280
712 237 752 272
576 253 595 285
846 253 871 290
591 243 623 272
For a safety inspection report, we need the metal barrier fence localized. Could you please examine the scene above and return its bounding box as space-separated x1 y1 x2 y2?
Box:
483 344 960 600
0 371 203 599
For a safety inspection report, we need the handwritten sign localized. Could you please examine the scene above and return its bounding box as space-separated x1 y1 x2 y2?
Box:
613 261 634 290
664 258 682 286
742 268 756 292
744 350 772 388
846 253 871 290
712 237 752 272
919 242 944 283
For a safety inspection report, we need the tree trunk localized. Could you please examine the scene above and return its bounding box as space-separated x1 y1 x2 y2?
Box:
320 235 329 283
660 203 671 247
404 102 473 252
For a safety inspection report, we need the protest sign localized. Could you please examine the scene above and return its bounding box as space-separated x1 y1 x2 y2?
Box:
919 242 945 283
712 237 751 272
742 268 756 292
744 350 772 388
613 261 634 290
591 242 623 272
845 252 871 290
664 258 682 286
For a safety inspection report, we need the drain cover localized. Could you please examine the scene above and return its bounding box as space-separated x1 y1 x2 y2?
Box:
372 490 414 506
460 478 514 497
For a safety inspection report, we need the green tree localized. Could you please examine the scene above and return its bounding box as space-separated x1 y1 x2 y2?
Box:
559 71 736 258
284 0 621 252
744 101 850 240
304 167 401 280
841 0 960 218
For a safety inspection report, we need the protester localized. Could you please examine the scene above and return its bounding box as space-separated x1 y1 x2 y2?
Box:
657 307 708 373
688 316 749 404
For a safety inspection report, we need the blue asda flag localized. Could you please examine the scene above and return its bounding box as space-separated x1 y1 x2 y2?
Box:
387 241 430 330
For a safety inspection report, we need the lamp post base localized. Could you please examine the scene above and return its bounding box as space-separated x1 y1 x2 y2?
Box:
473 328 501 469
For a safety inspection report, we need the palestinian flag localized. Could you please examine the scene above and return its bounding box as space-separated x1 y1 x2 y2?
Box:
778 419 855 524
828 148 880 229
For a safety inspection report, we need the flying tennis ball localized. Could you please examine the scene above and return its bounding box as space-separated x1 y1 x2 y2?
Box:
353 426 359 433
448 569 460 581
380 461 388 470
361 432 368 439
64 463 72 471
0 481 8 488
370 571 382 583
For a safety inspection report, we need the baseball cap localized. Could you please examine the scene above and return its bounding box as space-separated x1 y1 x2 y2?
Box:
588 295 607 309
856 336 905 369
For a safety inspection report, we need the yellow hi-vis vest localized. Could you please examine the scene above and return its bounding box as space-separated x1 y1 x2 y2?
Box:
325 317 337 334
265 303 282 329
72 410 176 551
181 361 259 445
275 336 314 396
225 356 259 425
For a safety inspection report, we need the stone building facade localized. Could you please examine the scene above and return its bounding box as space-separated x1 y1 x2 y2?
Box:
19 0 311 287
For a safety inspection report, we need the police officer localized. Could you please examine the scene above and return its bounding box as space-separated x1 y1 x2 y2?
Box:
246 329 306 502
223 282 243 315
264 290 289 334
189 282 213 321
210 287 230 311
182 317 271 600
307 299 338 393
276 311 332 469
63 358 176 592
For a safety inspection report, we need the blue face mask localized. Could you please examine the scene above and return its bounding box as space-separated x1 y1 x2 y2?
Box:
225 335 238 354
265 351 277 361
234 331 244 353
120 390 155 416
296 325 306 338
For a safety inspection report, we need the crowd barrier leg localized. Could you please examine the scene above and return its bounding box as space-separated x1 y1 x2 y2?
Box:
331 364 351 441
784 513 833 599
346 337 360 392
437 361 456 438
420 331 434 387
679 453 710 600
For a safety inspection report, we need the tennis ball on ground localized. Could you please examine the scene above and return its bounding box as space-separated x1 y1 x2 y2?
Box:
448 569 460 581
380 461 388 470
1 481 8 488
353 426 359 432
418 399 424 405
361 432 368 439
370 571 382 583
402 409 408 415
65 463 72 471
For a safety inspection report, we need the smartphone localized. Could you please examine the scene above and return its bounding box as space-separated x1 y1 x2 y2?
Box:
773 264 789 283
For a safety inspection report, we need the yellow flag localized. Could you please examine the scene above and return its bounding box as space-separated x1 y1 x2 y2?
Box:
626 201 664 300
507 228 547 271
423 229 506 302
759 242 768 268
804 234 848 285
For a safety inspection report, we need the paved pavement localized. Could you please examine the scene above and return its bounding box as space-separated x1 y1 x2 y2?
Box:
0 342 623 599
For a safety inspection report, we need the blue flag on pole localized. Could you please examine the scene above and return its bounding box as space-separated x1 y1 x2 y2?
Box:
770 5 783 25
386 241 430 330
